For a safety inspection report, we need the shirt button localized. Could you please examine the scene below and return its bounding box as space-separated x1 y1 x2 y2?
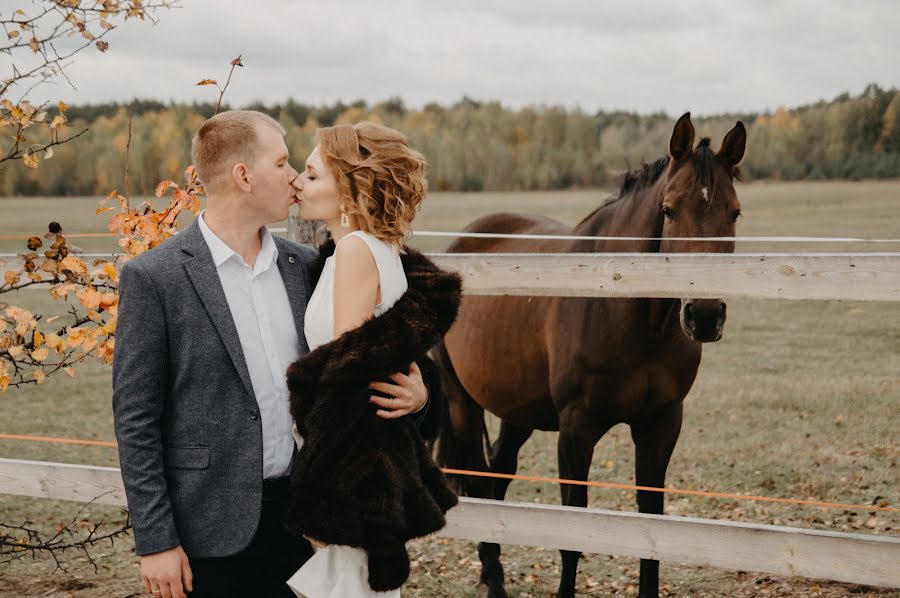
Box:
249 409 259 420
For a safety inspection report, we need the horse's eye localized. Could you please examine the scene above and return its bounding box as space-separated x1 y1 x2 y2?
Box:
662 206 674 220
731 210 742 222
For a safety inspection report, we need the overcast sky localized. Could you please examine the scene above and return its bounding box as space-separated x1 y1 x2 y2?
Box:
13 0 900 116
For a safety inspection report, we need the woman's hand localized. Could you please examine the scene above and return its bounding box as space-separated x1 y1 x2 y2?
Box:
368 362 427 418
303 535 329 549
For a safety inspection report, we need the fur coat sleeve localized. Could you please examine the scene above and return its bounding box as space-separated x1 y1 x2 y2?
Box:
284 244 461 592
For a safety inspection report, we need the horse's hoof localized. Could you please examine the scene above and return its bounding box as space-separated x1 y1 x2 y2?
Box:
476 581 509 598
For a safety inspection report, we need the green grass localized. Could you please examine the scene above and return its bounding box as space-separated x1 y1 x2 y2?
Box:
1 181 899 597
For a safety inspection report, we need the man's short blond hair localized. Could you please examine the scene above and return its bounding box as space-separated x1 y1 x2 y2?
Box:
190 110 285 191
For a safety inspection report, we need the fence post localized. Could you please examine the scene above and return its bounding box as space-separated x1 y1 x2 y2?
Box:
287 212 319 247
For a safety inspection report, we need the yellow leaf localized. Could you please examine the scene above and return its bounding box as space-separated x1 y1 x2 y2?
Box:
63 367 77 378
15 9 25 15
44 334 65 352
195 79 218 86
58 101 68 113
22 150 39 169
32 330 44 349
29 37 38 53
103 262 118 281
7 31 19 39
8 345 24 358
100 19 114 30
0 375 8 392
50 115 66 129
44 146 53 160
96 206 115 215
32 369 45 384
3 271 19 285
30 347 49 362
15 324 27 337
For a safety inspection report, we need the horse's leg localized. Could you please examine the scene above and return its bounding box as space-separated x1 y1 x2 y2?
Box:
489 420 533 500
474 421 534 596
556 408 610 598
631 400 684 598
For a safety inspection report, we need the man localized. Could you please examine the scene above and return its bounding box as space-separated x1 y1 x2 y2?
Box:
112 110 431 598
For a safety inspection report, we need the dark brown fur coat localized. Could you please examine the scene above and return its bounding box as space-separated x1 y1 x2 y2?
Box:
284 241 460 592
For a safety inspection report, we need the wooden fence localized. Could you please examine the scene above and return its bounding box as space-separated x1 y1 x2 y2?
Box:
2 458 899 588
2 243 899 588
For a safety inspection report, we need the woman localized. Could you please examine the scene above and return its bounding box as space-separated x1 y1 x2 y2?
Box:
284 122 460 597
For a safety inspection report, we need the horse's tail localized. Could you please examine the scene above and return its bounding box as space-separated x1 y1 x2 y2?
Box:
432 341 490 496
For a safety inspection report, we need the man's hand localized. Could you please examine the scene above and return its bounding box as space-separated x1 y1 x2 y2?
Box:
368 362 427 419
141 545 192 598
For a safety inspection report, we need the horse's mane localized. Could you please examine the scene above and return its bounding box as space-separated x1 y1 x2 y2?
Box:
575 137 738 229
620 156 669 197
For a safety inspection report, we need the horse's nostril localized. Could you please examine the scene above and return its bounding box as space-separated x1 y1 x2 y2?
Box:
719 303 727 318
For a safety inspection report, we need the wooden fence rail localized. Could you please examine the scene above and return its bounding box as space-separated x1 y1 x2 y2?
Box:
2 458 898 588
432 253 900 301
3 253 900 301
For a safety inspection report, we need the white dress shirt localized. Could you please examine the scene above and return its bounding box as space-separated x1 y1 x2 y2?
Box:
198 212 300 479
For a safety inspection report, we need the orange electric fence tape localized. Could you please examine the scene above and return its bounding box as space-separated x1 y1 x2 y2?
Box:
1 433 896 513
0 233 118 239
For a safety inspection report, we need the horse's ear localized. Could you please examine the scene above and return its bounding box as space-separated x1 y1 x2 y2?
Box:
669 112 695 162
718 121 746 166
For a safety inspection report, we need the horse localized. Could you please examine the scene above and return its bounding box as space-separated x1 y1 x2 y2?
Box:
433 112 746 598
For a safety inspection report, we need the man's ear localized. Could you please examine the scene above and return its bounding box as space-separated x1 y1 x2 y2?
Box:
231 163 253 192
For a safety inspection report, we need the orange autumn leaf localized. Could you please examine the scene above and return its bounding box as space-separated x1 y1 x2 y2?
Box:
155 179 175 198
79 287 102 310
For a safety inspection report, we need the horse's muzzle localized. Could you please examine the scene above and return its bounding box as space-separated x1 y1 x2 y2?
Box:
680 299 726 343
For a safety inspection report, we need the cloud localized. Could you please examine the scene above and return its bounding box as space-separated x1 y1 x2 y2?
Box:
18 0 900 116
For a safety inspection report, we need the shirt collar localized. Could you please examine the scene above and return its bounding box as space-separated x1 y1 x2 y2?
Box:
198 210 278 272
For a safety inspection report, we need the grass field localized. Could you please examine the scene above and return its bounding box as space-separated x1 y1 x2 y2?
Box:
1 181 899 597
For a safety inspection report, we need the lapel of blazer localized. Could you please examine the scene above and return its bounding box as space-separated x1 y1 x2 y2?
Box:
274 237 311 355
180 219 255 399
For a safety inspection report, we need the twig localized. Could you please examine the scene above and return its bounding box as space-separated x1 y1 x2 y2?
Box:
124 101 133 207
215 55 243 114
0 496 131 573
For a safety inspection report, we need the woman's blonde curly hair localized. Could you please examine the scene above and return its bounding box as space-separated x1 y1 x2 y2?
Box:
316 122 428 246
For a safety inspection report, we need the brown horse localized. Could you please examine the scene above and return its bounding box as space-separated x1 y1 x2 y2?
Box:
433 113 746 598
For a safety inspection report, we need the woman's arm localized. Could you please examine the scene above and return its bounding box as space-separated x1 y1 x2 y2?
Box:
333 236 429 419
332 235 379 338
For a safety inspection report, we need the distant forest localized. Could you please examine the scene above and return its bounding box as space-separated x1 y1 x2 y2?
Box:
3 83 899 196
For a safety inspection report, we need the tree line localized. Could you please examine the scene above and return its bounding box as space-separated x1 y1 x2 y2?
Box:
3 84 899 197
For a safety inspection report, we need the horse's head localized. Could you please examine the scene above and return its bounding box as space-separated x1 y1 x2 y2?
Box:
661 112 746 343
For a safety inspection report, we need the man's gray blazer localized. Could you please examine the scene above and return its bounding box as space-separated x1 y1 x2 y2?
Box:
112 219 317 557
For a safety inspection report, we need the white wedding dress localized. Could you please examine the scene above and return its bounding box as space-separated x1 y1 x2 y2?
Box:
287 230 408 598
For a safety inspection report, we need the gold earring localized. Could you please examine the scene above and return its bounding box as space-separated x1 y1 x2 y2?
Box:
340 212 350 228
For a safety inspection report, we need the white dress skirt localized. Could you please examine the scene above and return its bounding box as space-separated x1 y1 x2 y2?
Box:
287 230 408 598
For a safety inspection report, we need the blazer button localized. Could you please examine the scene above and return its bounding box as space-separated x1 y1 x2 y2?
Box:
249 409 259 420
